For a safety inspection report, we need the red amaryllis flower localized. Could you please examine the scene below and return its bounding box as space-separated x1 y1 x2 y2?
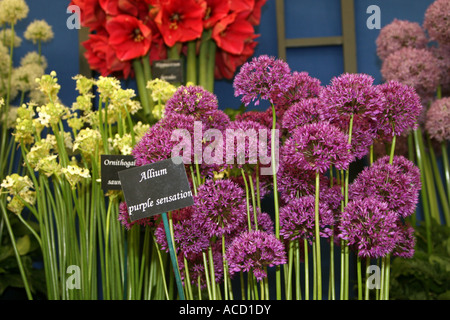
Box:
203 0 230 29
151 0 206 47
212 12 255 55
83 33 132 78
105 14 152 61
246 0 267 25
99 0 150 20
70 0 106 31
215 38 258 79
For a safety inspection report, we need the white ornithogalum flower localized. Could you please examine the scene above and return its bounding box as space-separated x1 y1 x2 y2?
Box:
35 71 60 102
0 0 29 25
62 164 91 187
1 173 34 196
35 154 61 177
96 76 121 102
112 133 132 155
24 19 54 44
73 127 102 157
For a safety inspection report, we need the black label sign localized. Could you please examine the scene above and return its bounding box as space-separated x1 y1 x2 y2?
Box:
152 59 183 83
118 157 194 222
101 155 136 190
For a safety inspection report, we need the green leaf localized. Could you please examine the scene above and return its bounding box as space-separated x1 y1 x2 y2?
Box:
16 235 31 256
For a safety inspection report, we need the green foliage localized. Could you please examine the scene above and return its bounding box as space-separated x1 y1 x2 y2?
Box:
0 212 46 298
390 221 450 300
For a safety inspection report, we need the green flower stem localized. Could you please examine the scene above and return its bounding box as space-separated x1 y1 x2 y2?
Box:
162 212 185 300
304 239 309 300
286 240 294 300
295 240 301 300
442 142 450 222
270 103 282 300
152 235 170 299
413 129 433 254
248 172 258 230
186 41 197 85
365 257 370 300
0 200 33 300
208 245 217 300
241 168 252 230
202 251 213 299
427 134 450 225
418 129 441 223
183 256 193 300
357 255 362 300
314 170 322 300
132 59 151 116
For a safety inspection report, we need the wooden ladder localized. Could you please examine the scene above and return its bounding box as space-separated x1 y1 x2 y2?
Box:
275 0 358 73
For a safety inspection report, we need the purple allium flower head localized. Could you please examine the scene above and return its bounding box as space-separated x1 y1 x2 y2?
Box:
281 122 354 173
178 242 224 288
192 178 248 237
376 19 428 61
381 47 441 99
279 195 335 243
276 151 330 203
320 73 384 120
431 45 450 93
425 97 450 142
233 55 292 106
281 98 326 133
132 123 176 166
226 230 287 281
349 155 421 218
164 85 219 119
235 110 273 130
376 80 423 139
154 207 193 253
392 220 416 259
424 0 450 46
118 201 157 230
271 71 322 109
223 119 272 170
338 197 398 259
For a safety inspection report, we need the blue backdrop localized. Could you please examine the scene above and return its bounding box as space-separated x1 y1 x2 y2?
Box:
12 0 435 112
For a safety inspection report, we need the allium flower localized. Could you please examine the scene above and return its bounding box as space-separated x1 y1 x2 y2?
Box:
349 155 421 218
0 28 22 48
281 98 326 133
224 119 271 169
12 64 45 93
0 0 29 24
163 85 219 120
192 178 247 237
381 47 441 99
320 73 383 120
338 197 398 259
118 201 157 230
226 230 287 281
425 97 450 142
233 55 292 106
376 19 428 61
279 195 335 243
178 242 224 288
282 122 353 173
392 220 416 259
24 19 54 44
424 0 450 46
272 71 322 108
21 51 48 70
376 80 423 139
431 45 450 93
